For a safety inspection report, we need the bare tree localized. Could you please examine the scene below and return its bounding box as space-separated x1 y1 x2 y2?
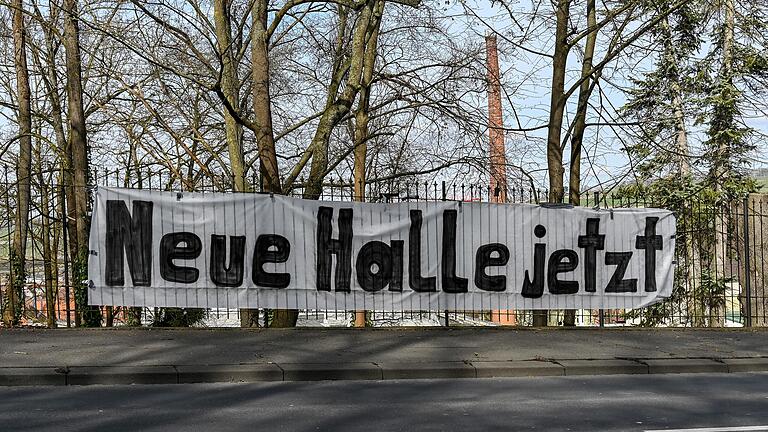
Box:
63 0 99 326
2 0 33 327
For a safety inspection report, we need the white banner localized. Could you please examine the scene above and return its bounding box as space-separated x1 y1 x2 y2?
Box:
88 187 676 311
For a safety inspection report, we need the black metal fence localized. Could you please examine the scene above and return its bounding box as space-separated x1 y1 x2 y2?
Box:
1 166 766 328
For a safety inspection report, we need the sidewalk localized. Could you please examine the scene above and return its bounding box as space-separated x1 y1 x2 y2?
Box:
1 327 767 386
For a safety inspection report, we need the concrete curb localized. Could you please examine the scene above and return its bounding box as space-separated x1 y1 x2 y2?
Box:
279 362 382 381
177 364 284 383
640 358 729 374
558 359 648 376
378 361 475 379
66 366 179 385
721 358 768 373
0 367 67 386
472 361 564 378
1 357 766 386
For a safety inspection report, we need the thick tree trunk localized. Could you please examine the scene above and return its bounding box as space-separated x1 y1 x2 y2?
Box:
564 0 596 327
250 0 294 327
537 0 570 327
252 0 280 194
352 102 370 327
214 0 246 191
63 0 100 327
351 4 382 328
214 0 258 327
567 0 596 207
546 0 570 205
3 0 33 327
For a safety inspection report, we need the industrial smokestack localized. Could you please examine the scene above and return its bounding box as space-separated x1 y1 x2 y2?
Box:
486 35 515 325
486 34 508 203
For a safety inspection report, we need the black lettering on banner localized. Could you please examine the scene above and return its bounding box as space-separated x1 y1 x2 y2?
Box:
160 232 202 283
441 210 468 293
605 252 637 293
547 249 579 294
635 216 663 292
408 210 436 292
105 200 153 286
578 218 605 292
389 240 404 292
475 243 509 292
356 241 392 292
521 224 546 298
209 235 245 287
253 234 291 288
316 207 353 292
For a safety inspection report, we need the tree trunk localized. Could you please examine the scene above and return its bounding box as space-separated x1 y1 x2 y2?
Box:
564 0 596 327
351 3 382 328
35 0 70 181
707 0 735 188
301 1 381 326
41 16 69 326
303 0 379 200
657 16 691 177
538 0 571 327
34 145 58 328
250 0 294 327
215 0 258 327
671 88 691 176
252 0 280 194
546 0 570 204
655 15 701 326
214 0 246 191
708 0 735 327
63 0 100 327
718 0 735 178
3 0 33 327
39 11 77 326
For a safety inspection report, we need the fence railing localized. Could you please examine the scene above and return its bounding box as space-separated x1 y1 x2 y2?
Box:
0 167 766 328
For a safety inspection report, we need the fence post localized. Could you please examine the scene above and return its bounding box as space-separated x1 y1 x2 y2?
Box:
742 196 752 328
594 191 605 328
442 180 449 327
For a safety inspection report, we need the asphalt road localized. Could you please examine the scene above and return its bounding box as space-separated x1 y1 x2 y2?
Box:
2 373 768 432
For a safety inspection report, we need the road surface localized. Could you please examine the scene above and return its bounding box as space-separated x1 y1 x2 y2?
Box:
2 373 767 431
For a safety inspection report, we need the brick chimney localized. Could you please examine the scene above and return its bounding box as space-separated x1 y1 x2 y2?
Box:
486 35 507 203
486 35 515 325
